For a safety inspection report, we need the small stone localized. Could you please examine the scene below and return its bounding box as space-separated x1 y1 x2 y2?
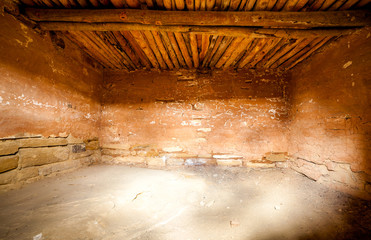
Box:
0 155 18 173
343 61 352 69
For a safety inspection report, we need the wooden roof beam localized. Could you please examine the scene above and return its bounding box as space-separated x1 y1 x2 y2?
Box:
25 8 371 28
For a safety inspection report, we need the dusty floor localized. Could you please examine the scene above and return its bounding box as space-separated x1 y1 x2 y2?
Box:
0 165 370 240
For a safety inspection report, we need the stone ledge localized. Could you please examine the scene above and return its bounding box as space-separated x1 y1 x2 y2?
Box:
0 155 19 173
19 146 69 168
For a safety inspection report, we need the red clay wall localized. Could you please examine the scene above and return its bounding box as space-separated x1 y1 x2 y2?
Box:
0 12 103 139
0 12 102 191
288 28 371 198
100 69 290 168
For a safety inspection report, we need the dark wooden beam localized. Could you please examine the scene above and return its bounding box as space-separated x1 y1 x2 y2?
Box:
24 8 371 28
35 22 359 38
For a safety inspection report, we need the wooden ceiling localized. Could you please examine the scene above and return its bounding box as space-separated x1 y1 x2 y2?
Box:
15 0 371 71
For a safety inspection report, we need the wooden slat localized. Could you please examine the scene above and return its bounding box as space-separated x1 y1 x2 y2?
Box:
284 37 332 69
339 0 360 10
126 0 141 8
167 32 187 67
293 0 310 10
209 36 234 67
319 0 338 10
238 0 248 10
266 0 278 10
89 0 100 7
215 37 243 68
255 38 286 68
200 0 207 10
130 30 160 68
186 0 195 10
142 31 168 69
280 37 323 67
121 31 152 69
201 35 220 67
309 0 326 10
175 0 186 9
26 8 371 28
249 38 281 67
145 0 155 8
273 0 287 10
206 0 216 10
104 31 137 69
93 31 132 69
111 0 126 7
190 33 199 68
152 31 175 69
356 0 371 8
215 0 223 10
271 38 313 68
195 0 201 10
264 39 301 68
199 34 209 62
254 0 269 10
229 0 241 10
223 37 253 68
174 32 193 68
159 32 180 68
112 31 142 67
244 0 257 10
328 0 348 10
65 31 115 68
282 0 300 11
238 38 268 68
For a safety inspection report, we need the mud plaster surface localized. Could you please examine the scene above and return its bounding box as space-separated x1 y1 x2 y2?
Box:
0 165 370 240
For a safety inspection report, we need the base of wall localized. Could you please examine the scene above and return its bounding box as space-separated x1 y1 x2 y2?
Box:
0 134 100 192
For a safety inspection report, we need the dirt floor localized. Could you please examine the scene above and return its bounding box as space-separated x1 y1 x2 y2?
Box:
0 165 370 240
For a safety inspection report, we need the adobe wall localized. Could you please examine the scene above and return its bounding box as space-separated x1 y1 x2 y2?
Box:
0 12 102 191
100 69 290 168
288 27 371 199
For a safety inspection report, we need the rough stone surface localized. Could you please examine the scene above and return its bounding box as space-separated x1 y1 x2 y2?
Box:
0 140 19 156
19 138 67 148
0 170 16 185
146 157 166 167
85 140 99 150
0 155 18 173
265 153 287 162
19 146 69 168
216 159 242 167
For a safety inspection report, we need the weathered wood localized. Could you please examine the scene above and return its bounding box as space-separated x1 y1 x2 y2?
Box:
215 37 243 68
36 22 360 38
273 0 287 10
104 31 137 69
174 32 193 68
25 8 371 28
152 31 175 69
285 37 332 69
130 30 160 68
293 0 310 10
238 38 268 68
309 0 326 10
223 37 253 68
111 0 126 7
112 31 142 67
167 32 187 67
249 38 280 67
142 31 168 69
238 0 248 10
328 0 347 10
271 38 312 68
200 34 209 61
186 0 195 10
209 36 234 67
201 35 219 67
339 0 359 10
159 32 180 68
266 0 278 10
190 33 199 68
254 0 269 10
163 0 172 9
282 0 300 11
120 31 152 68
264 39 301 68
319 0 338 10
229 0 241 10
175 0 185 9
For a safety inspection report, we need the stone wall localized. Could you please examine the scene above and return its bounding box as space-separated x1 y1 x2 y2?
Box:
0 10 103 190
0 135 100 192
288 27 371 199
100 69 290 168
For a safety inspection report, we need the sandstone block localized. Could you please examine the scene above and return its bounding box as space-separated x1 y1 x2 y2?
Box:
38 160 80 176
101 143 130 150
265 153 287 162
19 146 69 168
0 170 16 185
0 140 19 156
290 159 329 181
20 137 67 148
216 159 242 167
101 148 131 157
17 167 39 181
244 161 275 168
85 140 99 150
213 155 243 159
70 149 93 160
0 155 19 173
146 157 166 167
